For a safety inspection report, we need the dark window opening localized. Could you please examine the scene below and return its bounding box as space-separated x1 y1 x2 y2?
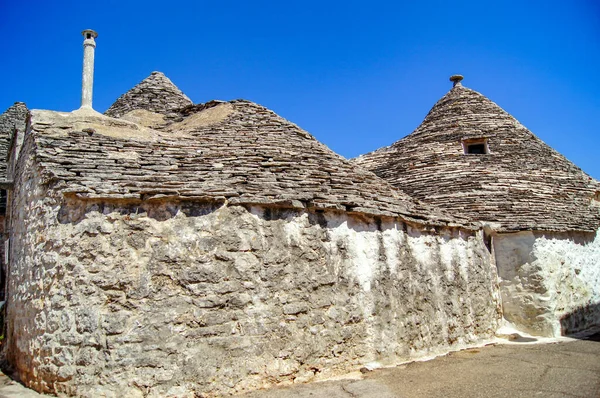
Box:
467 144 486 154
86 33 92 39
462 138 489 155
0 189 6 213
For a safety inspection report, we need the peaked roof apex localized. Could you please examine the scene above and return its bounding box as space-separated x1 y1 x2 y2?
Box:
105 71 193 118
145 70 174 81
354 78 600 232
449 74 464 87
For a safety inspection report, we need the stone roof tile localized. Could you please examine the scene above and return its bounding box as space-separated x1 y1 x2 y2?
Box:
104 72 193 118
29 100 470 228
0 102 28 179
354 83 600 233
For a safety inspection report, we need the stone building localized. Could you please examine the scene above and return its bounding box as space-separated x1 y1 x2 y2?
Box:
0 102 29 183
0 31 597 397
0 102 28 296
354 75 600 337
2 68 500 396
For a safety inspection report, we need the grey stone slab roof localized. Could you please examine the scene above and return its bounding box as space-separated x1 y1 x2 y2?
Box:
104 72 193 118
0 102 28 180
354 83 600 233
28 100 470 228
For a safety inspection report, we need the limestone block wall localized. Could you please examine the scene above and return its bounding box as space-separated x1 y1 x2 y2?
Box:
494 230 600 336
0 102 28 179
5 153 501 397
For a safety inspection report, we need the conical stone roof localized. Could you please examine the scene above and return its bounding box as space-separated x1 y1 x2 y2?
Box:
29 99 467 228
354 79 600 232
104 71 193 118
0 102 28 179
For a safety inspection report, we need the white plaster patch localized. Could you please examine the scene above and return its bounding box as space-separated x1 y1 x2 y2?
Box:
380 219 404 274
406 232 437 271
326 215 379 292
283 214 306 247
532 230 600 335
439 241 455 282
494 229 600 337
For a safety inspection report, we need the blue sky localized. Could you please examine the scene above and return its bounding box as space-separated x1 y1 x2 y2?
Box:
1 0 599 179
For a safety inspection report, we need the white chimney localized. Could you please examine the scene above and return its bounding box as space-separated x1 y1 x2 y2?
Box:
80 29 98 109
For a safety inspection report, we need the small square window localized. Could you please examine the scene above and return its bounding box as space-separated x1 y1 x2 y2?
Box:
462 138 489 155
467 144 486 154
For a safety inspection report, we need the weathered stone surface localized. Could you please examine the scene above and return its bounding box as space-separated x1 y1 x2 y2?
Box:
353 79 600 338
0 102 29 298
494 230 600 336
104 71 193 118
0 102 28 180
4 74 506 397
28 100 469 228
5 130 500 396
6 199 500 396
353 83 600 233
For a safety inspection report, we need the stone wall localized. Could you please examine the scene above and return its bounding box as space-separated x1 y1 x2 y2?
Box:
4 150 501 397
0 103 28 295
0 102 28 180
494 230 600 336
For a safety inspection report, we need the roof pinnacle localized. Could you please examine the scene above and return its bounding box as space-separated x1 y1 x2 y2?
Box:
450 75 464 87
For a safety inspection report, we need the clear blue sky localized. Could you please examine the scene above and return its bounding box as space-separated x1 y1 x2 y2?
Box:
1 0 599 179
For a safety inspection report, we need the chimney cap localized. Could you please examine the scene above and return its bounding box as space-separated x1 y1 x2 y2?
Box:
81 29 98 39
450 74 464 87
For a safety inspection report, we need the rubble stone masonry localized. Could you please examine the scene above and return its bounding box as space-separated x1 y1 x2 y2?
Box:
5 134 500 396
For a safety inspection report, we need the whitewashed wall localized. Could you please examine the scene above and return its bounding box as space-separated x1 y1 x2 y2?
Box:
494 230 600 336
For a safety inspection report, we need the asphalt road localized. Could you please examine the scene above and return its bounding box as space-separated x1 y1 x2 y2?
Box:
243 333 600 398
